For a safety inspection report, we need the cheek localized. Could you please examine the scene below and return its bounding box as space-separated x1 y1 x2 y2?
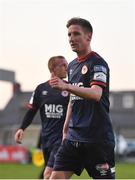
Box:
81 38 88 46
78 41 86 49
61 69 66 74
58 69 63 74
78 37 85 44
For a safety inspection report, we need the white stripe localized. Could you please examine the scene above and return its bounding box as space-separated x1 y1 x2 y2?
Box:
111 167 115 173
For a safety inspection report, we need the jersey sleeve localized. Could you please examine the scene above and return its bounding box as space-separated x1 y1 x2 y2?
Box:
89 61 109 88
19 87 39 130
27 88 39 110
19 108 37 130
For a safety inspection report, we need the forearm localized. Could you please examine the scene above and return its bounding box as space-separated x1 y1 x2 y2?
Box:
20 108 37 130
65 84 102 101
49 76 102 101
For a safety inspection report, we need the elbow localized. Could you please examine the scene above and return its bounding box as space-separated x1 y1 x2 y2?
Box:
90 85 103 102
94 93 102 102
87 92 101 102
90 90 102 102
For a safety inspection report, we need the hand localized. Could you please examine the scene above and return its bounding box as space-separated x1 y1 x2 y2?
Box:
49 76 68 91
14 129 24 144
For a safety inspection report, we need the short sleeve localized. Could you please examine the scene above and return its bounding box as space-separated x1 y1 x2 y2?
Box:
89 62 109 88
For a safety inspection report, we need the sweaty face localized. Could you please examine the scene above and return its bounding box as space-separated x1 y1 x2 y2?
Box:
53 58 68 79
68 25 91 54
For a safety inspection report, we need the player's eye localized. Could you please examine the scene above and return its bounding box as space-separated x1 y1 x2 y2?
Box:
73 31 81 36
68 33 71 37
55 63 67 68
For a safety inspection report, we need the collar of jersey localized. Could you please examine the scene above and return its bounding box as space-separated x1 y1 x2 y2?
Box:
77 51 94 62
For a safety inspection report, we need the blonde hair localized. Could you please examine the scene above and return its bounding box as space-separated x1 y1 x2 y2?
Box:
48 56 65 72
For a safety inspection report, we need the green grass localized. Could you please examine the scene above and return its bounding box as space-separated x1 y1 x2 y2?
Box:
0 163 43 179
0 162 135 179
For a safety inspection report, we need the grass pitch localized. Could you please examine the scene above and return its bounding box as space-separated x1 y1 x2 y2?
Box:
0 162 135 179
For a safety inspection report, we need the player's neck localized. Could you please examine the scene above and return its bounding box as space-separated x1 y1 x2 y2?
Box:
50 73 64 80
77 48 92 58
77 48 92 62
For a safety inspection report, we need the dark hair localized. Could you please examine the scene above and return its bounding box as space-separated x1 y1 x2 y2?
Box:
66 17 93 34
48 56 65 72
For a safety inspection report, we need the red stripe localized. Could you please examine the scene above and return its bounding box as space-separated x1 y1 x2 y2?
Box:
77 51 101 62
90 81 106 87
77 51 94 62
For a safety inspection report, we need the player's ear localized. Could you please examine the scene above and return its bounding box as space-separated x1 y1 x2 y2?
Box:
51 72 55 77
87 32 92 41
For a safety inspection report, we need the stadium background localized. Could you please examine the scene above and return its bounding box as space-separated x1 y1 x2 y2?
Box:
0 0 135 179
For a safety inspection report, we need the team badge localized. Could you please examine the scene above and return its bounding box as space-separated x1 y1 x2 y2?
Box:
81 65 88 74
61 91 68 97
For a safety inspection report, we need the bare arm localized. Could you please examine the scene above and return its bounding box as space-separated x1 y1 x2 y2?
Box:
66 84 102 102
50 77 103 102
63 102 72 141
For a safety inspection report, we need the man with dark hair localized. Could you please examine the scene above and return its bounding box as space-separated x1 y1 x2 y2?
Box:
50 17 115 179
14 56 69 179
66 17 93 33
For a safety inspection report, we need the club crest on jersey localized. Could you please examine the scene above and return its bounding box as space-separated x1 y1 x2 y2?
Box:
81 65 88 74
42 90 48 95
61 91 68 97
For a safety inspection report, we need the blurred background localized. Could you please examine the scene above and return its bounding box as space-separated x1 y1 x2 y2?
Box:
0 0 135 179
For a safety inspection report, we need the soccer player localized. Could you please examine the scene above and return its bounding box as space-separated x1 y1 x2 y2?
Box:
14 56 69 179
49 18 115 179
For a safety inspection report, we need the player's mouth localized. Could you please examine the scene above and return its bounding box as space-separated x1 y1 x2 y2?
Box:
71 43 78 49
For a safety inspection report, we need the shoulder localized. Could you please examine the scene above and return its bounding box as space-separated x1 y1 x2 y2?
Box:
93 52 109 65
35 81 48 92
90 52 109 71
68 59 77 67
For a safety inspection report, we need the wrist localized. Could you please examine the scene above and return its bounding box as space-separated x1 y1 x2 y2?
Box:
64 83 71 91
63 128 68 134
18 128 24 132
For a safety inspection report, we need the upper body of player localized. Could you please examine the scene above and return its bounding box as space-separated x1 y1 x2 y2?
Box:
50 18 115 146
66 51 114 145
14 56 69 148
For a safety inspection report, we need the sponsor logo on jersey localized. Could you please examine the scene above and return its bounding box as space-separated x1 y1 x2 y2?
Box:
94 65 107 74
61 91 68 97
70 94 83 101
42 90 48 95
44 104 63 118
81 65 88 74
70 82 84 101
93 72 107 83
72 82 83 87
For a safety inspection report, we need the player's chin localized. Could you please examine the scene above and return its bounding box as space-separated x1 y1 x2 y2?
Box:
59 73 66 79
71 47 78 52
61 74 67 79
